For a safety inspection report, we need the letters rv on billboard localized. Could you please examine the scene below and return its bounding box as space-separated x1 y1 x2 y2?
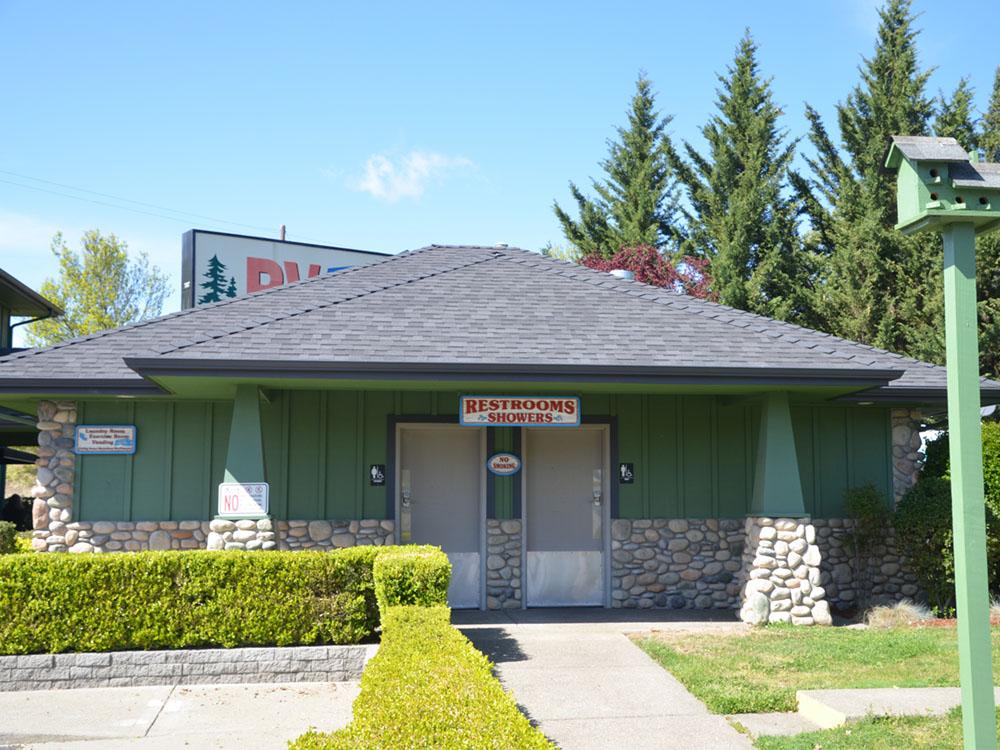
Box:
180 229 389 309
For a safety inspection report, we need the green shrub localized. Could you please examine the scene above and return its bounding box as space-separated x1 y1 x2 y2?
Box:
372 546 451 616
0 521 16 554
291 605 553 750
14 533 32 554
897 422 1000 610
894 478 957 612
0 547 385 654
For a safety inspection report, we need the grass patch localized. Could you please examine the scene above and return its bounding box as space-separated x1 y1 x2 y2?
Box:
635 626 1000 714
754 707 1000 749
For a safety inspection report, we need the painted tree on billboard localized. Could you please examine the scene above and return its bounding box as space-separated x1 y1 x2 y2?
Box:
199 254 237 304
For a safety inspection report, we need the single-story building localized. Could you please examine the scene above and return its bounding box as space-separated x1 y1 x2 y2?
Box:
3 245 998 622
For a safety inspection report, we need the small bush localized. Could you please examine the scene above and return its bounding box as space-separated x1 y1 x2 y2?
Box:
865 600 933 628
372 546 451 616
0 547 385 654
14 533 32 554
0 521 16 554
292 605 553 750
894 478 956 612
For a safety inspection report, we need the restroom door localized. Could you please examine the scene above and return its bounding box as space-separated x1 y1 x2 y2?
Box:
398 424 483 609
525 426 608 606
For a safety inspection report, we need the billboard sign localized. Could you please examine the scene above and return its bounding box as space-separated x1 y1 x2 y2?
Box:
181 230 388 308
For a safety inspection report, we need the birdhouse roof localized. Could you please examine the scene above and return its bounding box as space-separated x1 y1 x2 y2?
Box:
951 161 1000 190
885 135 970 169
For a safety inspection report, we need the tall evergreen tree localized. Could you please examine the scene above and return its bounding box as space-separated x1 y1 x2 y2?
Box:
792 0 940 358
553 75 679 258
982 67 1000 162
974 67 1000 377
666 32 812 322
934 78 978 149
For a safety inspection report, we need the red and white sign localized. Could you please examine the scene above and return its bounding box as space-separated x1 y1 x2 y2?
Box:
217 482 269 517
460 396 581 426
487 453 522 476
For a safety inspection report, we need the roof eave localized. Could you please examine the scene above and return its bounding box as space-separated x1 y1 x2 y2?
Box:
124 357 904 388
0 378 164 396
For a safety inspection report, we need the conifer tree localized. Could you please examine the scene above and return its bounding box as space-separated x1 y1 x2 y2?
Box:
974 67 1000 376
199 254 229 304
982 68 1000 162
225 277 238 298
934 78 978 149
667 32 812 323
792 0 939 357
554 75 679 258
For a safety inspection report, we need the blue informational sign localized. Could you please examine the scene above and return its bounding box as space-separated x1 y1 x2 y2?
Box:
74 425 137 455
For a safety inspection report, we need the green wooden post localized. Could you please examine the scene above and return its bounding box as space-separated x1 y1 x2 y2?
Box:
224 384 266 485
943 223 996 748
886 136 1000 749
751 391 806 517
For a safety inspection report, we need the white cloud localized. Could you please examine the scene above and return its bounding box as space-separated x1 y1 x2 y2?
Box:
350 151 474 202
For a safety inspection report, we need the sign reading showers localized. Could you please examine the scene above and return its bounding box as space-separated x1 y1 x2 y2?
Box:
460 396 581 426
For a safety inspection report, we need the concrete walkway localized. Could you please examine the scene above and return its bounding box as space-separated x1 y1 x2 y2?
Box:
455 608 753 750
0 681 358 749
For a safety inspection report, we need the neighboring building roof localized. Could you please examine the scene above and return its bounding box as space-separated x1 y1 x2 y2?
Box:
950 161 1000 190
887 135 970 163
0 245 996 403
0 269 62 318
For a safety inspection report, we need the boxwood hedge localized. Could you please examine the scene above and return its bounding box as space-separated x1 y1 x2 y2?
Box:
292 606 553 750
0 546 416 654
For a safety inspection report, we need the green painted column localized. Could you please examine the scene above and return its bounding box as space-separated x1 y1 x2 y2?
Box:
942 222 997 749
751 391 806 517
224 384 266 485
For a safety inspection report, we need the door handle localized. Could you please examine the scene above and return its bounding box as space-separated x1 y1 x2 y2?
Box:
400 469 413 542
591 469 602 539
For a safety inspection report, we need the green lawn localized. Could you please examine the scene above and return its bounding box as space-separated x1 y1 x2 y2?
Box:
754 708 1000 750
634 625 1000 714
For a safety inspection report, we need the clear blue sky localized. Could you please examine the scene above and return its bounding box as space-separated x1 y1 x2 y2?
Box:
1 0 997 325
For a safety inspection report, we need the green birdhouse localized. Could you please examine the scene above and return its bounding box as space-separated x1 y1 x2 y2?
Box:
885 135 1000 236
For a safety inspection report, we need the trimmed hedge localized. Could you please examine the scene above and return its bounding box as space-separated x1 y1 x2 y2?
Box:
0 521 16 555
373 546 452 614
292 606 553 750
0 547 387 654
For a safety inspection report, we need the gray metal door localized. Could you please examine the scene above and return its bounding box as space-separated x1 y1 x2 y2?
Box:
398 425 483 609
525 426 607 606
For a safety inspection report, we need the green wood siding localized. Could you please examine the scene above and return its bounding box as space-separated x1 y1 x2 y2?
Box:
74 391 893 522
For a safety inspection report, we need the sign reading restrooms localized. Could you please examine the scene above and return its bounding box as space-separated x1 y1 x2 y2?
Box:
460 396 581 426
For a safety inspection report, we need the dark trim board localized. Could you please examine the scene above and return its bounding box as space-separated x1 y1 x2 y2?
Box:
125 357 905 388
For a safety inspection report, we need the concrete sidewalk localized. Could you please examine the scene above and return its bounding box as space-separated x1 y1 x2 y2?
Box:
0 681 358 749
455 608 752 750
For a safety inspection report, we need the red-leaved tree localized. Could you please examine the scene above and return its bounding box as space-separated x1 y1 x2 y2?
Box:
581 245 715 300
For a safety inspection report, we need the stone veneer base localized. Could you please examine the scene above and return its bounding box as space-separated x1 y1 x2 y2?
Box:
0 644 377 692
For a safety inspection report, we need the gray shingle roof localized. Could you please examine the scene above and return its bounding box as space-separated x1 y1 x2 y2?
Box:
1 244 995 401
951 161 1000 190
890 135 970 163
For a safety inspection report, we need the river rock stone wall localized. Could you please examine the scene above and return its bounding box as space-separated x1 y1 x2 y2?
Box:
30 400 78 553
610 519 744 609
891 408 923 506
486 519 522 610
739 517 832 626
276 519 395 549
812 518 919 611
